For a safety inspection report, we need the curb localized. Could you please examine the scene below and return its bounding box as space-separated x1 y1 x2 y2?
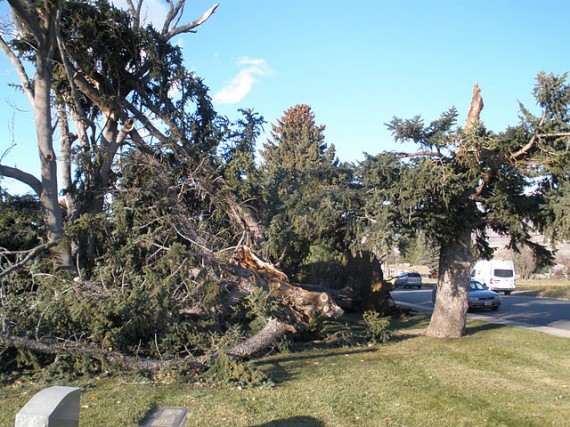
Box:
393 301 570 339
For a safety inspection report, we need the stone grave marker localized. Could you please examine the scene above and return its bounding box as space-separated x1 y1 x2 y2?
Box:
15 385 81 427
140 407 190 427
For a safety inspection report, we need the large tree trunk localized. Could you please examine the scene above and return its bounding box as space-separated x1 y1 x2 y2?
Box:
32 6 75 273
427 228 472 337
427 83 483 338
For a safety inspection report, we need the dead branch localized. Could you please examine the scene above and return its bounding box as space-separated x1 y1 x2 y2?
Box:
227 318 295 359
465 83 484 130
0 164 41 196
0 32 34 105
0 333 206 373
164 3 219 40
395 151 444 159
0 242 58 279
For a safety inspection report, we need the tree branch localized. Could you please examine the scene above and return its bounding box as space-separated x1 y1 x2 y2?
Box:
0 34 34 105
396 151 444 159
510 112 547 161
124 99 169 144
0 333 206 373
0 242 57 279
0 164 41 195
164 3 219 40
227 318 295 359
7 0 42 41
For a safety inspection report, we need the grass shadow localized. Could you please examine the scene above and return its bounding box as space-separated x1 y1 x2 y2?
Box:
256 347 376 385
465 320 507 335
252 416 324 426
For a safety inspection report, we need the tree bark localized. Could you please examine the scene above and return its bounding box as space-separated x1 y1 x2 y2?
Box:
227 318 295 359
32 5 75 272
0 333 205 373
427 83 483 338
5 0 75 272
233 245 344 323
427 227 472 337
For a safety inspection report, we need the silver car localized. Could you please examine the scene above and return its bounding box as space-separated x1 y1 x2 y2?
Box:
394 272 423 289
432 280 502 311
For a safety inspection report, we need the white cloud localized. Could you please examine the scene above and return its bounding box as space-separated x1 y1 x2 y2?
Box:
213 57 273 104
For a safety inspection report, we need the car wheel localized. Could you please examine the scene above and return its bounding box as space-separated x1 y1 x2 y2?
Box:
491 306 499 311
504 291 511 295
417 285 422 289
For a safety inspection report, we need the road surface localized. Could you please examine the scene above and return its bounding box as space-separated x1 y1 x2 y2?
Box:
391 287 570 338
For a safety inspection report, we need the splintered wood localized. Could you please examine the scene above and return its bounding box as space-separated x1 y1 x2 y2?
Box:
233 245 344 323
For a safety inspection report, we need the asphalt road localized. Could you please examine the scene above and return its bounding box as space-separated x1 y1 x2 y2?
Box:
391 287 570 338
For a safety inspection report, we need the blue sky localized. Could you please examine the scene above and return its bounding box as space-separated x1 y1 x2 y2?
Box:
1 0 570 194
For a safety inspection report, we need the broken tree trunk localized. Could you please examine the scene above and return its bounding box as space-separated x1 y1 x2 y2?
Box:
233 245 344 323
297 283 362 312
233 245 289 282
427 83 482 338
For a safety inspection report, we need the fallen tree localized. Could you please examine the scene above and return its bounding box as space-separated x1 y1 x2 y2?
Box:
0 245 346 375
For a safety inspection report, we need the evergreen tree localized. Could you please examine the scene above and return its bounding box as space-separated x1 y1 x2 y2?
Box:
259 105 353 277
220 109 265 205
361 76 569 337
261 104 336 174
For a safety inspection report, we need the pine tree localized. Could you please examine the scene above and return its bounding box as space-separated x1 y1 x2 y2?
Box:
361 76 569 337
259 105 351 277
261 105 336 173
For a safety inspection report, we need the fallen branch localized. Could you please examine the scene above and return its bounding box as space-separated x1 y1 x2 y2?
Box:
0 319 294 373
0 242 58 279
0 333 204 373
227 318 295 359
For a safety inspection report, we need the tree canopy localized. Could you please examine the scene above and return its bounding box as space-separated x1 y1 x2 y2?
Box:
359 77 570 337
1 0 569 381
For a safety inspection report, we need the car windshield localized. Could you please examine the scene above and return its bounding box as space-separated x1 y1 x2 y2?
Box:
469 281 486 291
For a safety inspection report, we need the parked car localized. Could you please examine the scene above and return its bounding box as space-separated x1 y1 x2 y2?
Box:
432 280 502 311
394 272 422 289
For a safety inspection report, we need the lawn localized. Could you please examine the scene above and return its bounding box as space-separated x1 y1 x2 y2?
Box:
517 278 570 299
2 313 569 426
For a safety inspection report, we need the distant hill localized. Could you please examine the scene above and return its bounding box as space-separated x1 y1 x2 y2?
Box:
486 229 570 265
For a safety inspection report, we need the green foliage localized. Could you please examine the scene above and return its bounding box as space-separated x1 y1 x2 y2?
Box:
261 104 335 173
259 105 358 277
0 346 108 385
399 231 439 273
240 288 282 334
0 193 42 252
361 74 570 268
203 351 274 388
362 311 392 345
297 244 348 289
220 109 265 204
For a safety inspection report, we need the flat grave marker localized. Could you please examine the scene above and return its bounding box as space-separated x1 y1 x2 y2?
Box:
140 407 190 427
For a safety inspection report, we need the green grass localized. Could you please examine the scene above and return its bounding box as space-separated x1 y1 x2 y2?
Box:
517 278 570 299
2 313 570 426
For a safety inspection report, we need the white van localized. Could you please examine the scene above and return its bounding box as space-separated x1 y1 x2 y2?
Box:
471 260 516 295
